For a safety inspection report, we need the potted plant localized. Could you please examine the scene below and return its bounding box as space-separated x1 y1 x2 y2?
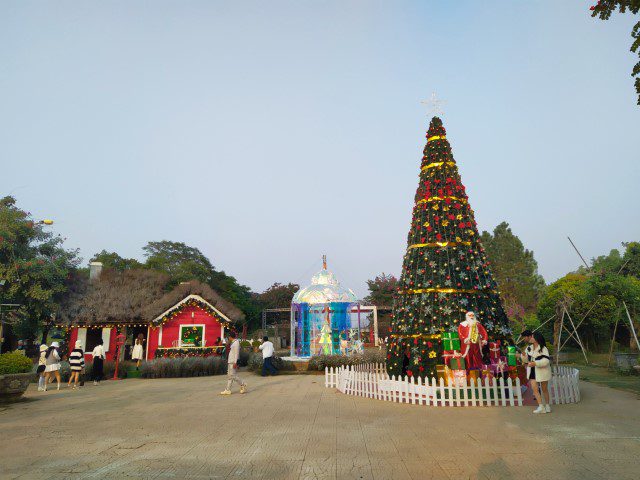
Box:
0 351 34 402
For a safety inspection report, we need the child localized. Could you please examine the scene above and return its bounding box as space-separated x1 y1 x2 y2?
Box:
131 338 144 370
68 340 85 389
37 344 48 391
44 341 62 391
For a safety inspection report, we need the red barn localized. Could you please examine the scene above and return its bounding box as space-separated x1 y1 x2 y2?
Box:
58 264 244 361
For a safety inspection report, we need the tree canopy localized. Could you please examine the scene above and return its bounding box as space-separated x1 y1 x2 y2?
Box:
591 0 640 105
480 222 545 317
0 196 80 342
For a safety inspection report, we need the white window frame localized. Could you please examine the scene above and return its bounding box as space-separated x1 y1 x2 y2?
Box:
179 324 205 347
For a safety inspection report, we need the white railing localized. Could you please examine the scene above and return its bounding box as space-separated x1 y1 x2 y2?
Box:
325 363 580 407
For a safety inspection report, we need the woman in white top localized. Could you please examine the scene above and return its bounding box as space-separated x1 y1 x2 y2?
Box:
37 344 48 391
131 338 144 369
526 332 552 414
91 339 105 385
44 341 62 391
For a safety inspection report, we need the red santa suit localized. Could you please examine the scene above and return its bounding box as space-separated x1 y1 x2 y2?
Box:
457 312 488 370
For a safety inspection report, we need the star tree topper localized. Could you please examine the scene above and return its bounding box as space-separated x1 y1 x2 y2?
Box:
420 92 446 117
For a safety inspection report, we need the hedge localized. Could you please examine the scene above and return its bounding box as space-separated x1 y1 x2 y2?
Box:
140 356 227 379
307 350 386 371
0 352 33 375
247 353 296 374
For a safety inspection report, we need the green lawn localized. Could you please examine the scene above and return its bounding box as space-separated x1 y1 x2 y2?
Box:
561 351 640 395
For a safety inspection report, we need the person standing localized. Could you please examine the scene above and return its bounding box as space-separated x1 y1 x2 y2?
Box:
36 344 48 391
259 336 278 377
68 341 85 389
91 339 105 385
44 342 62 391
131 338 144 370
220 331 246 395
526 332 552 414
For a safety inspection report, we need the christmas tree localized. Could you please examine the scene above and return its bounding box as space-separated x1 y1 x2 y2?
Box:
387 116 512 379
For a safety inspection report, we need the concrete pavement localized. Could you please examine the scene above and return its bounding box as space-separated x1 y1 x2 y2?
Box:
0 371 638 479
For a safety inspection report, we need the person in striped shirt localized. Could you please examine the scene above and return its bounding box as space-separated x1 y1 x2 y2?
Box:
68 341 85 389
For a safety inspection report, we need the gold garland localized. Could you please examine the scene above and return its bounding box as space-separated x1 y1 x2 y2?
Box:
416 196 467 205
408 241 472 249
421 161 455 172
398 287 496 295
389 333 441 339
427 135 446 142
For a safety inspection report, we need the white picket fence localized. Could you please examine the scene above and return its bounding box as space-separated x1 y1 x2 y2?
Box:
325 363 580 407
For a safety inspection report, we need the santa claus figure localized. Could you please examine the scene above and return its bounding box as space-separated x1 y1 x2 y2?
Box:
457 311 488 370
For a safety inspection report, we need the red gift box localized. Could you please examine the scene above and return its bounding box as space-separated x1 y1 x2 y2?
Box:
488 340 501 360
442 350 455 366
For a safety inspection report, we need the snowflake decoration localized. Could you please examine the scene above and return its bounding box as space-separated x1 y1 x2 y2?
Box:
429 261 437 268
442 306 453 315
459 297 469 306
424 305 432 314
438 292 447 300
444 279 452 287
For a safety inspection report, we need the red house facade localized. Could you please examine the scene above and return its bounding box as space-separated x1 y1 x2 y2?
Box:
58 266 244 362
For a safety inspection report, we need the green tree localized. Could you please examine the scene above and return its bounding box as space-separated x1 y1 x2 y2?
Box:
0 196 80 343
142 240 262 330
387 117 512 378
537 272 640 351
91 250 143 271
364 273 397 307
621 241 640 277
591 1 640 105
143 241 214 285
258 282 299 309
480 222 545 318
364 273 397 335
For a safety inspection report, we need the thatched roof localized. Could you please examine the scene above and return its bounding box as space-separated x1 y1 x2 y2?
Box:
58 268 244 326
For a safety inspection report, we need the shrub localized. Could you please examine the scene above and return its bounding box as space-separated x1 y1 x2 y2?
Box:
139 356 226 379
0 352 33 375
238 349 250 367
247 353 296 374
307 350 386 371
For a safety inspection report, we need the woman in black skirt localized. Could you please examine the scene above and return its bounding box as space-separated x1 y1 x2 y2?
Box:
91 339 105 385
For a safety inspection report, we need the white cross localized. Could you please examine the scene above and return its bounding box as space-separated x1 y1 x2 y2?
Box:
420 92 446 117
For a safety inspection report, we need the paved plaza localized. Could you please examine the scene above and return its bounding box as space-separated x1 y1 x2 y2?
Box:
1 372 639 479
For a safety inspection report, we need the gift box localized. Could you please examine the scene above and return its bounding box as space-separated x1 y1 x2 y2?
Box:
488 340 501 360
481 366 494 382
436 364 453 385
452 369 467 387
507 346 517 366
490 357 507 376
467 370 481 384
449 352 466 371
442 332 461 351
442 350 455 366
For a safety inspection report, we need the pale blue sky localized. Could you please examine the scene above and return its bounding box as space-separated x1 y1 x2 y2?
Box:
1 1 638 298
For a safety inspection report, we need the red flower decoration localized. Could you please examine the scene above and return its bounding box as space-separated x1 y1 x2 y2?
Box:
436 233 442 241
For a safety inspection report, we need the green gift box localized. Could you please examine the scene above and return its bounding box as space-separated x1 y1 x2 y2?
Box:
507 346 517 366
442 332 460 351
449 354 466 371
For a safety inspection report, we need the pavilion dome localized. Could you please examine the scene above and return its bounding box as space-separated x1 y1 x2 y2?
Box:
292 264 358 305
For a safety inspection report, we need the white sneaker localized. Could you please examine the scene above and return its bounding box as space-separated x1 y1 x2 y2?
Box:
544 404 551 413
219 389 232 395
37 387 44 392
240 385 247 394
533 405 546 414
93 381 98 386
